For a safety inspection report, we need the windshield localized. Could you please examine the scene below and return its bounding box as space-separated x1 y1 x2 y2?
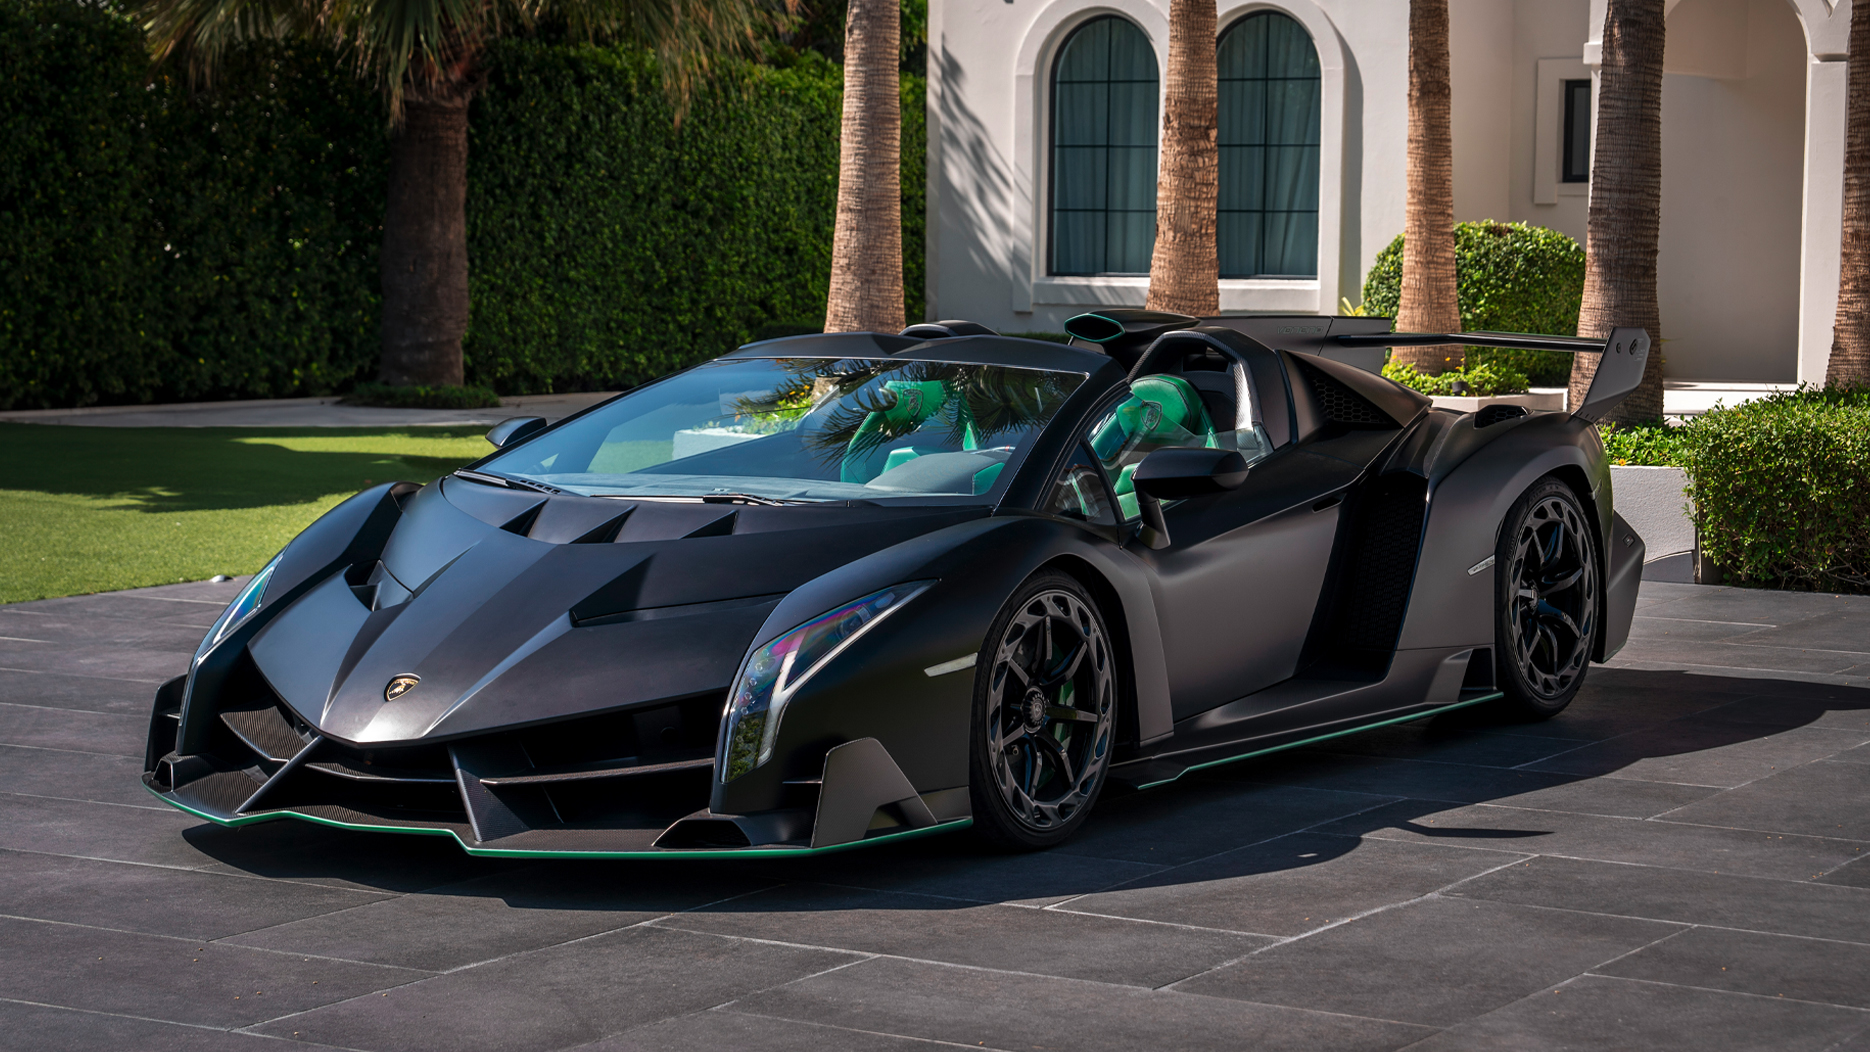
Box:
477 358 1085 502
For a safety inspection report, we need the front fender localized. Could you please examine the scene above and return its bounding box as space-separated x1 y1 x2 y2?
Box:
176 483 416 756
711 514 1164 815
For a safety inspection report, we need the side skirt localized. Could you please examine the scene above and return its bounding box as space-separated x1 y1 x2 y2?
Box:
1107 683 1503 792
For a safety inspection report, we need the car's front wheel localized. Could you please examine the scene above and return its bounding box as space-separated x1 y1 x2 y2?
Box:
1494 477 1599 719
968 571 1117 850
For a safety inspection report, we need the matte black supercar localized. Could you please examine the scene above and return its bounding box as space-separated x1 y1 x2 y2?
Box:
144 312 1651 855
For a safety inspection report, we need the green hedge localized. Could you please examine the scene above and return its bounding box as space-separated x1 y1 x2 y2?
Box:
1361 221 1586 385
1680 386 1870 593
0 0 926 408
0 0 387 409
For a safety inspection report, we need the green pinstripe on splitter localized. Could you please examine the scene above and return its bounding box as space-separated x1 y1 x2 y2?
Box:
1132 691 1507 790
143 782 972 859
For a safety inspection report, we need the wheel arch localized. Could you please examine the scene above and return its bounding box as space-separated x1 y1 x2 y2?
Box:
1034 553 1148 752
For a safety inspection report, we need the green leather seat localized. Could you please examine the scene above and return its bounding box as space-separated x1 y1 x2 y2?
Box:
840 380 980 484
1089 375 1219 519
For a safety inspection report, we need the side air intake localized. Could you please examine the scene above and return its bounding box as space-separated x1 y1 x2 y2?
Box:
1295 359 1391 426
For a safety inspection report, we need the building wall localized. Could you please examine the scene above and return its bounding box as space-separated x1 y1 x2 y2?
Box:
926 0 1848 381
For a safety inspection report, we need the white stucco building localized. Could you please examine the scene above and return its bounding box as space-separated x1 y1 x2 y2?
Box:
924 0 1852 382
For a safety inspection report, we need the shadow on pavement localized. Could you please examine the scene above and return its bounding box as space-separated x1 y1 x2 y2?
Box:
181 667 1870 905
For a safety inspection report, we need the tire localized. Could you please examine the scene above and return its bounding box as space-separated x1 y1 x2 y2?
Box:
968 570 1118 850
1493 477 1599 719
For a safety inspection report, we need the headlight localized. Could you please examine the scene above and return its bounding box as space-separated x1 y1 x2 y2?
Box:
721 580 933 782
193 552 283 667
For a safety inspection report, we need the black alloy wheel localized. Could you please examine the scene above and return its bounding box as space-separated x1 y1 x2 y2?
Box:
1494 477 1599 718
968 571 1117 849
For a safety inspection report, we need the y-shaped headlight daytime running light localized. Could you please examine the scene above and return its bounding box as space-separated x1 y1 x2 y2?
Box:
721 581 934 782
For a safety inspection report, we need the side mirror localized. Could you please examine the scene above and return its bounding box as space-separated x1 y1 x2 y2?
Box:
1133 448 1249 500
485 416 547 449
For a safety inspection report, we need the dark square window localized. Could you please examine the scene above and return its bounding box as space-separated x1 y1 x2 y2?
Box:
1562 79 1591 184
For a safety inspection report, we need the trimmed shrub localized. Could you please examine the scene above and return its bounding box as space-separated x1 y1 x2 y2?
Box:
1681 385 1870 593
1599 419 1690 467
1361 221 1586 385
1381 360 1529 397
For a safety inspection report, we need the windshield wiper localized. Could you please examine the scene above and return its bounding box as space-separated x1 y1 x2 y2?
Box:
453 469 562 495
700 493 801 506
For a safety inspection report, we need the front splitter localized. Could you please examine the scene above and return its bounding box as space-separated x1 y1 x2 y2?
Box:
144 782 972 860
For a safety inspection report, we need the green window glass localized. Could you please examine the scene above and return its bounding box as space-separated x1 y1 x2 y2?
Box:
1050 17 1159 276
1217 11 1321 278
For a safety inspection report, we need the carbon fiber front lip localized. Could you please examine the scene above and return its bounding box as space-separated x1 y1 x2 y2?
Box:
142 780 970 859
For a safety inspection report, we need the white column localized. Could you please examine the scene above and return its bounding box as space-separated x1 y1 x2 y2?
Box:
1798 57 1847 384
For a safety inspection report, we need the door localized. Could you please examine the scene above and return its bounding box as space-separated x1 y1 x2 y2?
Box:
1078 374 1354 720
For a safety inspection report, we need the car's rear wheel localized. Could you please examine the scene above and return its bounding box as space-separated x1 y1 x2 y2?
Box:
1494 477 1599 719
968 571 1117 850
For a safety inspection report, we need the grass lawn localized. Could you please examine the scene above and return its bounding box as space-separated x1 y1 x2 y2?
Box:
0 424 491 604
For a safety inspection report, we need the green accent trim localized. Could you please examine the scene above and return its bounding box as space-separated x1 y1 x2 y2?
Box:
1131 692 1506 790
144 782 972 859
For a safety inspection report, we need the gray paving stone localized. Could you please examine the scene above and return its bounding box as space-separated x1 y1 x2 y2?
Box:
0 1000 287 1052
191 823 524 894
730 954 1433 1052
1608 637 1868 678
1818 853 1870 888
0 744 169 808
1595 926 1870 1008
1172 896 1679 1027
1487 775 1723 819
1316 799 1870 881
1056 780 1397 865
576 1009 962 1052
1654 761 1870 841
1062 832 1522 937
1521 719 1868 788
1701 693 1870 732
0 915 424 1029
1730 609 1870 654
0 848 388 940
0 667 163 714
1446 854 1870 942
248 926 858 1052
224 862 772 971
1831 742 1870 764
0 642 189 683
1405 973 1870 1052
6 592 229 629
739 833 1168 906
0 610 211 650
1629 613 1775 643
0 700 148 755
1296 720 1592 767
1217 750 1578 804
0 791 218 869
661 882 1269 986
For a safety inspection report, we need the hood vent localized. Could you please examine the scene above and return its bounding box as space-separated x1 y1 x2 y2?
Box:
570 509 633 544
682 510 738 538
499 502 546 536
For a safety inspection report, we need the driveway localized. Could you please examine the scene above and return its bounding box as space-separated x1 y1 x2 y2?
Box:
1 580 1867 1051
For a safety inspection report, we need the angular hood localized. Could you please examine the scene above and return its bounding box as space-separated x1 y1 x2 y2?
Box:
248 478 982 745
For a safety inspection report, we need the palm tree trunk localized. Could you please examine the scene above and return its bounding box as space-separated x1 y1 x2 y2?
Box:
1570 0 1666 421
1145 0 1219 316
1393 0 1461 374
824 0 905 333
379 87 474 387
1829 0 1870 385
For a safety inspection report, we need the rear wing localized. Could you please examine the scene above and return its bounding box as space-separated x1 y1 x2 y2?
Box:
1331 327 1652 423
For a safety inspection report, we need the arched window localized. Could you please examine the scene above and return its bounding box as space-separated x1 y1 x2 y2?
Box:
1217 11 1320 278
1050 17 1159 276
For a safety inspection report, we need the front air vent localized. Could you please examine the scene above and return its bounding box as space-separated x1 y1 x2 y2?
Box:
1297 360 1390 426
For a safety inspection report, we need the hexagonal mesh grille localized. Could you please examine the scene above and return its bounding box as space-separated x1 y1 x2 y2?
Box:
1297 361 1390 426
1330 473 1430 655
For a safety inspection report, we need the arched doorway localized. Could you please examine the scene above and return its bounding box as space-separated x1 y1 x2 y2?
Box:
1658 0 1807 381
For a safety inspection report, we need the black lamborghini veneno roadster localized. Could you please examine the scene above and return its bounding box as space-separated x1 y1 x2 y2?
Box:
144 312 1651 855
